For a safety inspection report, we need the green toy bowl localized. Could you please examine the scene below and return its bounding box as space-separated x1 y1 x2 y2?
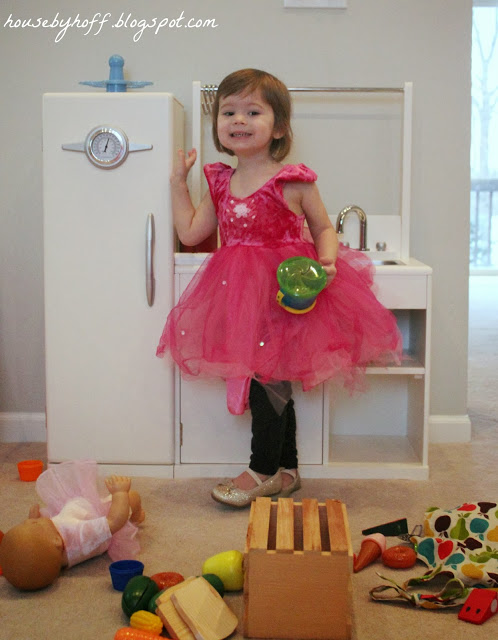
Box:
276 257 327 314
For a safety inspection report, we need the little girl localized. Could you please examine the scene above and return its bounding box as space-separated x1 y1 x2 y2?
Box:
157 68 401 507
0 460 143 590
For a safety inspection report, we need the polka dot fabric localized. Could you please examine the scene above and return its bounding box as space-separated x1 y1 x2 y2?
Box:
412 502 498 587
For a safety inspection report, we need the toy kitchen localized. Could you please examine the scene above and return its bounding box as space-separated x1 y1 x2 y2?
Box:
43 59 431 480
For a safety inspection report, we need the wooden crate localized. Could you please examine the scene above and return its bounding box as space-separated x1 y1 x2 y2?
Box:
243 497 353 640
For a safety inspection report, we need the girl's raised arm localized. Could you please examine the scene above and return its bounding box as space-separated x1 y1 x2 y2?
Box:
170 149 218 247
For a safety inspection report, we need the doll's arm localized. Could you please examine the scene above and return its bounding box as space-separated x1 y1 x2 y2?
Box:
170 148 218 246
104 475 132 534
28 504 42 519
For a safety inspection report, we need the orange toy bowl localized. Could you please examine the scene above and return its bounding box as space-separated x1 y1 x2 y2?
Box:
17 459 44 482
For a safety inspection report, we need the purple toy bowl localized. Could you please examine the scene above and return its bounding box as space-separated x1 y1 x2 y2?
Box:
109 559 144 591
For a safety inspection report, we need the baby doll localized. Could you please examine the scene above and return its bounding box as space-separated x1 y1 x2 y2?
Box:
0 460 144 591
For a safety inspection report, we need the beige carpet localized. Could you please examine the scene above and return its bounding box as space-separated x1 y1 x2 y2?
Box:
1 276 497 640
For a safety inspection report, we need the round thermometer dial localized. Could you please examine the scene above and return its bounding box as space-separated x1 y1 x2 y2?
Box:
85 126 129 169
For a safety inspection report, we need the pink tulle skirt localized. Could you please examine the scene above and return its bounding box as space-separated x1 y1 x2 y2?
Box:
37 460 139 562
157 242 402 398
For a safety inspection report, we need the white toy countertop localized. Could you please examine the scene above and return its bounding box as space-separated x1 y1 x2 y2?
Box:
174 252 432 275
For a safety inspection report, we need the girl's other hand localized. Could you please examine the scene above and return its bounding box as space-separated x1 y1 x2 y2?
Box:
319 256 337 286
171 148 197 184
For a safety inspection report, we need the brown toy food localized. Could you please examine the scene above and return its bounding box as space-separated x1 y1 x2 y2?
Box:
353 533 386 572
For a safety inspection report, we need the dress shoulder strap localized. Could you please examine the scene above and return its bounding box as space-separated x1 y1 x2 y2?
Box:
204 162 233 205
275 163 318 184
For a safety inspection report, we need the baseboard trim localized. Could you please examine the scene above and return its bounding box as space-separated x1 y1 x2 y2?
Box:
0 412 473 447
0 412 47 443
429 414 472 443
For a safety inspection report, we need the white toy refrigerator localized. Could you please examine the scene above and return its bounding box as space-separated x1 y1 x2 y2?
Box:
43 93 183 475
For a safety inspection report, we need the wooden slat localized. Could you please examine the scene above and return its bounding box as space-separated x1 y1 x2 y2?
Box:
325 499 349 554
246 497 272 552
301 498 322 552
276 498 294 552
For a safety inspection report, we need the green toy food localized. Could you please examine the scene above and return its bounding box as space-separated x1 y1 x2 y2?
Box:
147 588 167 613
122 576 159 617
202 573 225 597
202 550 244 591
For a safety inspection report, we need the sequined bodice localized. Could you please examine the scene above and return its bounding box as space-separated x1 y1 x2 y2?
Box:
204 163 317 247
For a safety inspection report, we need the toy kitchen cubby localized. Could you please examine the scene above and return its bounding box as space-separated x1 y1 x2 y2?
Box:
173 81 432 481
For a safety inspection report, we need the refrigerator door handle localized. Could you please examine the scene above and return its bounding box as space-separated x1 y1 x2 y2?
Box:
146 213 155 307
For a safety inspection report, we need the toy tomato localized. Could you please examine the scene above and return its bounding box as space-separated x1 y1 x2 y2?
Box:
382 545 417 569
150 571 184 590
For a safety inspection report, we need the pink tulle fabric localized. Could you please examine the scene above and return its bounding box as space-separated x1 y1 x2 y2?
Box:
37 460 139 567
157 163 402 412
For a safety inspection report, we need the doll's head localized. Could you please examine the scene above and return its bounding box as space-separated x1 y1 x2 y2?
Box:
0 517 64 590
212 68 293 161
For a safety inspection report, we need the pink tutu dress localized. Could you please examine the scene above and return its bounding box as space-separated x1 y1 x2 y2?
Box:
36 460 139 567
157 163 402 414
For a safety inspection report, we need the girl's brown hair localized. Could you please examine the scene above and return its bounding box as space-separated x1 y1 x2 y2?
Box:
212 69 293 162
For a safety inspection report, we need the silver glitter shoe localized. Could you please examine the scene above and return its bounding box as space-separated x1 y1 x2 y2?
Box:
279 468 301 497
211 468 282 508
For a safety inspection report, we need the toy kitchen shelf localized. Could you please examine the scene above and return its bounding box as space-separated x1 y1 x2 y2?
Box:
324 259 431 480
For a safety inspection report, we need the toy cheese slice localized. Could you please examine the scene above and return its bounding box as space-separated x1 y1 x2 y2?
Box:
171 576 238 640
156 576 197 640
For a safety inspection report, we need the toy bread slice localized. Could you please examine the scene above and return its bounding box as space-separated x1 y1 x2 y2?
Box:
171 576 238 640
156 576 197 640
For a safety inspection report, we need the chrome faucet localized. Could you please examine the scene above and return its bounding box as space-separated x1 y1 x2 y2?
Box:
336 205 369 251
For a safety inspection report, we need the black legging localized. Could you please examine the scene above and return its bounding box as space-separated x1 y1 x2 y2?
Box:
248 379 298 475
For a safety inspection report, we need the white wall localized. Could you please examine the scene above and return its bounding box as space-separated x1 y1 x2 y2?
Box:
0 1 471 424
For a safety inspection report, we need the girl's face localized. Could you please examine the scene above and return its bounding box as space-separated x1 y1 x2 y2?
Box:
217 89 283 159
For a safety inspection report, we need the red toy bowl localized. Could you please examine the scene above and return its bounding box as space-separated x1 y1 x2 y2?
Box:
17 459 44 482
